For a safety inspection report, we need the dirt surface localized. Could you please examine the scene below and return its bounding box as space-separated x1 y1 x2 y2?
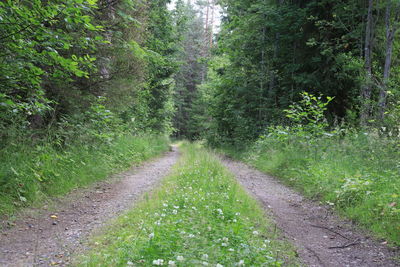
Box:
0 148 179 267
222 158 399 267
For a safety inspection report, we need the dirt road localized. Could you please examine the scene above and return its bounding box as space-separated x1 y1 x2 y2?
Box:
1 147 399 267
222 157 399 267
0 149 179 267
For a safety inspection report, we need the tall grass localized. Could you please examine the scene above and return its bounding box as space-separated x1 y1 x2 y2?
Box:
76 143 299 266
0 135 169 218
226 132 400 245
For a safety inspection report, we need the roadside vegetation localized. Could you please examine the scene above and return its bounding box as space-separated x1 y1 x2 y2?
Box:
0 134 169 218
221 93 400 245
77 143 300 266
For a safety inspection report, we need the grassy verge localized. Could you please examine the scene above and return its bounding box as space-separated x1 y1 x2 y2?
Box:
222 133 400 246
76 143 300 266
0 135 169 217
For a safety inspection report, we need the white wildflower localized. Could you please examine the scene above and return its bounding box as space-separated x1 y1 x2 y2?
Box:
235 212 240 216
152 259 164 265
176 255 184 261
127 261 134 266
201 254 209 260
222 237 229 242
163 203 168 207
252 231 259 236
149 232 154 239
216 264 224 267
188 234 195 238
172 210 178 215
221 242 228 247
238 260 245 266
174 205 179 209
202 262 209 266
228 248 234 252
168 260 176 266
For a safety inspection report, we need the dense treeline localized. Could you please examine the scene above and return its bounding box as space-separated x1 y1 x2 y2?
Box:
194 0 400 143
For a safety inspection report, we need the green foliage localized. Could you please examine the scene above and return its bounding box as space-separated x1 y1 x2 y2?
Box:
0 0 102 131
77 143 299 266
285 92 333 128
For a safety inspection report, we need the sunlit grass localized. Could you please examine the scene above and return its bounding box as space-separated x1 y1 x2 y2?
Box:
76 143 300 266
0 135 169 218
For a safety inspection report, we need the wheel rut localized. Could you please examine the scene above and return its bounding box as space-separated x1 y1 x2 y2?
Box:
222 157 399 267
0 148 179 267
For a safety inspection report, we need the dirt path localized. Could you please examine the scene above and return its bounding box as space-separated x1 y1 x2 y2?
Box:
0 148 179 267
222 158 399 267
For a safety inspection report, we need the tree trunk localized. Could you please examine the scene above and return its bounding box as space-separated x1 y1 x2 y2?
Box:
268 0 284 102
360 0 374 126
378 1 400 120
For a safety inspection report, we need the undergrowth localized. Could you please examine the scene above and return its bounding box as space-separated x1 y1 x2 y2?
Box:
0 135 169 218
76 143 300 266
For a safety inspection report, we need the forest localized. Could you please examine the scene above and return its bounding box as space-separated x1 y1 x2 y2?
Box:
0 0 399 266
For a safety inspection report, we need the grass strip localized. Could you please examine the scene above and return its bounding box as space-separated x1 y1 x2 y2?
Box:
76 143 300 266
0 135 169 217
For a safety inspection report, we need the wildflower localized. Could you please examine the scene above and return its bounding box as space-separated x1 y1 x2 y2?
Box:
161 213 166 217
152 259 164 265
174 205 179 209
235 212 240 216
192 206 197 210
233 219 237 222
221 242 228 247
168 260 176 266
222 237 228 242
172 210 178 215
252 231 259 236
201 254 209 260
216 209 223 215
202 262 209 266
238 260 245 266
216 264 224 267
188 234 195 238
149 232 154 239
163 203 168 207
127 261 134 266
177 255 184 261
228 248 234 252
207 226 212 231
